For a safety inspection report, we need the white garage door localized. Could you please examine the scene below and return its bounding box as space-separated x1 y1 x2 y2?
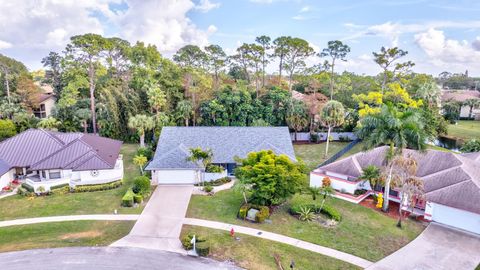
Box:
154 170 197 184
432 203 480 234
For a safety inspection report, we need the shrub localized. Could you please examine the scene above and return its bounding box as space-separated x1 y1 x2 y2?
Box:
136 147 153 160
203 185 213 193
195 242 210 257
122 188 135 207
21 183 34 192
51 183 69 190
310 133 319 143
321 205 342 221
132 176 151 195
182 234 207 250
17 187 33 197
0 119 17 141
338 135 352 142
196 177 231 187
37 186 46 194
238 203 250 219
51 186 70 195
205 164 224 173
133 194 143 204
354 189 368 196
73 180 122 193
255 206 270 223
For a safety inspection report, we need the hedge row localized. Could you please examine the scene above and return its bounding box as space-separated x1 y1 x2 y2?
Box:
73 180 122 193
238 203 270 223
122 188 135 207
181 234 209 257
194 177 231 187
289 200 342 221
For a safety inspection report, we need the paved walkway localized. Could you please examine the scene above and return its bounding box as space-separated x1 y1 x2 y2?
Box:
184 217 373 269
0 247 240 270
0 214 139 228
0 187 18 200
367 223 480 270
111 185 193 253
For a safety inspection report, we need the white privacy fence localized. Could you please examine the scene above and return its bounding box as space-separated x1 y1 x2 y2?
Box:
291 132 357 141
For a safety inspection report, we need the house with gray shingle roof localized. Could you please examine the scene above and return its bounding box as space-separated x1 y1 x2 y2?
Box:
310 146 480 235
146 126 296 185
0 129 124 193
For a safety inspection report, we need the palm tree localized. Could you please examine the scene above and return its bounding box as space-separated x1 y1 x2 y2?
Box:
128 114 155 148
318 185 334 213
75 108 91 133
37 117 61 131
286 114 309 142
463 99 480 119
359 165 381 190
307 186 320 200
415 81 440 107
320 101 345 158
186 147 213 185
133 154 148 175
176 100 193 126
356 104 427 211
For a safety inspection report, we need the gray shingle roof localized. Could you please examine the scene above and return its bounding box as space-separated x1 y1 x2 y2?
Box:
316 146 480 214
146 126 296 170
0 129 122 172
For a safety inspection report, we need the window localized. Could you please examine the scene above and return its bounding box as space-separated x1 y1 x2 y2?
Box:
49 171 61 179
41 171 46 178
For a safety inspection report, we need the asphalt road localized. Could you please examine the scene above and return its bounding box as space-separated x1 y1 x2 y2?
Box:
0 247 241 270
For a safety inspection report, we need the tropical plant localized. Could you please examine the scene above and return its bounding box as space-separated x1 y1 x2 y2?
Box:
307 186 321 200
298 206 315 221
319 40 350 99
0 119 17 140
128 114 155 147
463 99 480 119
356 104 427 211
133 154 148 175
319 185 334 213
186 147 213 185
37 117 61 131
320 100 345 157
360 165 382 190
235 150 306 206
461 139 480 153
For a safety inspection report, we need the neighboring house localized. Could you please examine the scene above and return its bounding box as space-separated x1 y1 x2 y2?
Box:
0 129 124 192
33 92 56 118
441 90 480 119
146 126 296 185
310 146 480 235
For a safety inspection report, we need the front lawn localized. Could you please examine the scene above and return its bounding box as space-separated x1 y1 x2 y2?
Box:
186 189 425 262
0 144 145 221
0 220 134 252
181 225 360 270
447 120 480 140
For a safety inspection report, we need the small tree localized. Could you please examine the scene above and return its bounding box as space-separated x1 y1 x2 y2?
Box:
389 155 424 228
463 99 480 119
359 165 381 190
319 178 334 213
286 114 308 142
0 119 16 141
235 150 306 206
307 186 320 200
186 147 213 185
133 154 148 175
320 101 345 158
128 114 155 148
37 117 61 131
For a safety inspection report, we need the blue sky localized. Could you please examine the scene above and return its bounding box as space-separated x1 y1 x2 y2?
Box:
1 0 479 75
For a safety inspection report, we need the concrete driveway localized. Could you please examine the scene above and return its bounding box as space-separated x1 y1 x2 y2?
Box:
367 223 480 270
0 247 240 270
112 185 193 253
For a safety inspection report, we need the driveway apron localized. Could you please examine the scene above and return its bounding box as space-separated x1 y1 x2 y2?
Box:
111 185 193 253
367 223 480 270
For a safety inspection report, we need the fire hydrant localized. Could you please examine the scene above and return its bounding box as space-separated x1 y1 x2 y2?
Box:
376 193 383 209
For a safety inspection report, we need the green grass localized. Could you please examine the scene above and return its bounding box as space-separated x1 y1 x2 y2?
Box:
447 120 480 140
181 225 360 270
0 144 144 221
0 220 134 252
294 142 351 170
186 189 425 262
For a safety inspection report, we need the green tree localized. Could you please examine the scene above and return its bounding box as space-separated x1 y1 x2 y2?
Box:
128 114 155 147
272 36 291 84
282 38 315 90
286 100 308 141
372 47 414 92
235 150 306 206
307 186 320 200
66 34 110 134
0 119 16 140
255 35 271 87
359 165 382 190
173 45 207 69
319 40 350 99
356 104 427 211
37 117 61 131
204 44 227 89
75 108 91 133
320 101 345 157
145 81 167 114
186 147 213 185
463 99 480 119
176 100 193 126
133 154 148 175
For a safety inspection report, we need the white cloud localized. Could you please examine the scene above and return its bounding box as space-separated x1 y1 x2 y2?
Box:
299 6 310 13
292 15 305 21
194 0 220 13
249 0 275 3
0 40 12 49
414 28 480 69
